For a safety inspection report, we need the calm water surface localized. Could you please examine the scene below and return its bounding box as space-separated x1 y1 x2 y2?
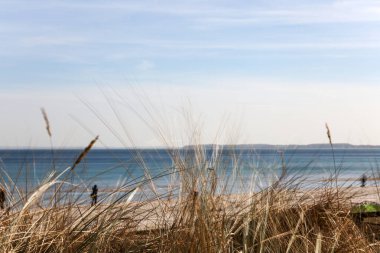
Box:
0 148 379 197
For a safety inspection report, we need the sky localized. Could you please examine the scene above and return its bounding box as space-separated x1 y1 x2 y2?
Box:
1 0 380 147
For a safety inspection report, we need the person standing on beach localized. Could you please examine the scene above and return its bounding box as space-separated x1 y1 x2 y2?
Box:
91 184 98 206
0 187 5 210
361 174 367 187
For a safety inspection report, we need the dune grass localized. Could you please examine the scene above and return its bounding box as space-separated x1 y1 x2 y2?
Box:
0 142 379 253
0 106 378 252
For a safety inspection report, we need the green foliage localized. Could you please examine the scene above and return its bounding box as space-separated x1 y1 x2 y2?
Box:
352 203 380 213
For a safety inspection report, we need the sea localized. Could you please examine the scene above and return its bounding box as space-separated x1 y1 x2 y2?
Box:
0 147 379 201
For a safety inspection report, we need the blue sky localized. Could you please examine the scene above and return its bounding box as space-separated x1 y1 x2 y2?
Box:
1 0 380 147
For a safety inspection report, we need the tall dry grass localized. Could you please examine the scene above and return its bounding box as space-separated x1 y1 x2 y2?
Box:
0 102 378 252
0 142 379 252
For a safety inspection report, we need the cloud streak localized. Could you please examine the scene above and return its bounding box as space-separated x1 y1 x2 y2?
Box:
21 36 88 46
20 0 380 25
5 0 380 25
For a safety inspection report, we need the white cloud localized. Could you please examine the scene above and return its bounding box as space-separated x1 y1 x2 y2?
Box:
5 0 380 27
22 35 88 46
136 60 155 71
53 0 380 25
193 1 380 27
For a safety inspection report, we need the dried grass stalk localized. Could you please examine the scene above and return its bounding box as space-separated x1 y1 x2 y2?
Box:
71 135 99 170
41 107 52 137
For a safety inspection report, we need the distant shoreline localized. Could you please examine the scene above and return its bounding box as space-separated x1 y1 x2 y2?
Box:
1 143 380 150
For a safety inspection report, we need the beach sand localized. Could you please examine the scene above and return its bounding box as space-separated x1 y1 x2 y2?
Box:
3 183 380 232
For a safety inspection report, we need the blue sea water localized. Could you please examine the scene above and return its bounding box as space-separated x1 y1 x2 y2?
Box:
0 148 380 198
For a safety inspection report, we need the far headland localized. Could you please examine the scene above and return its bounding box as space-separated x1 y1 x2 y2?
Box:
183 143 380 149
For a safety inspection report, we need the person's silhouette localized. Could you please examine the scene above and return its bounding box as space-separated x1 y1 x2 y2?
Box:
91 185 98 206
361 174 367 187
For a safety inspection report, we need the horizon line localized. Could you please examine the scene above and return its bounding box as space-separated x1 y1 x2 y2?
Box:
0 143 379 150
